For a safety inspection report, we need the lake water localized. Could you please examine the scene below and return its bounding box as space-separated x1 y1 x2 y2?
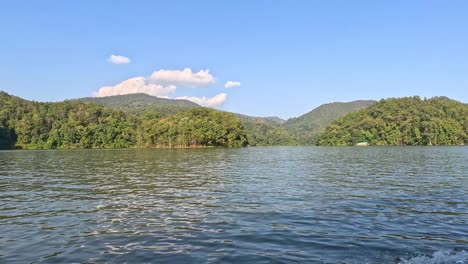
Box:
0 147 467 263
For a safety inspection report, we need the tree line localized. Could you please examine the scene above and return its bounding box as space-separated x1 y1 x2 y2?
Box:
317 96 468 146
0 92 248 149
2 92 467 149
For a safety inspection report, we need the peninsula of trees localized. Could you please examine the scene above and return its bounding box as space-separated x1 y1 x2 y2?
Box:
317 96 467 146
0 92 466 149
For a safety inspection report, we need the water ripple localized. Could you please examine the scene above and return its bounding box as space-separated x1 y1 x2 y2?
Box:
0 147 467 263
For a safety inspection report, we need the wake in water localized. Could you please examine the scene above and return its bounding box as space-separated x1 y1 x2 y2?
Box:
398 250 468 264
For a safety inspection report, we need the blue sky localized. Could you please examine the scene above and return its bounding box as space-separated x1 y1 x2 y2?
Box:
0 1 467 119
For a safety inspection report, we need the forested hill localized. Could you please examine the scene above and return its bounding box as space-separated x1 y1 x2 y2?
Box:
283 100 376 144
234 113 285 124
77 93 200 117
79 93 199 108
232 114 295 146
0 91 248 149
2 91 465 149
79 93 294 146
79 94 287 126
317 96 468 146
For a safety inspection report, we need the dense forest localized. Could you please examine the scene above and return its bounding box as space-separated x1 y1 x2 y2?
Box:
137 108 248 148
283 100 375 144
1 92 467 149
317 96 468 146
79 94 376 146
78 93 199 117
240 117 297 146
0 92 248 149
80 93 298 147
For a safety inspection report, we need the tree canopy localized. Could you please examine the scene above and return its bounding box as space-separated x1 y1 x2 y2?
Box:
0 91 248 149
317 96 468 146
2 92 466 149
283 100 375 144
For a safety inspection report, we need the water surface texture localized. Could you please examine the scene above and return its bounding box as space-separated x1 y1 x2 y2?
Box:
1 147 467 263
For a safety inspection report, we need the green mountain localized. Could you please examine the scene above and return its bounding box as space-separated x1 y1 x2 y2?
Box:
283 100 376 144
3 91 465 149
78 94 288 125
77 93 200 117
255 116 286 124
78 93 199 108
234 113 285 124
0 91 248 149
77 94 373 146
78 93 291 146
317 96 468 146
240 117 297 146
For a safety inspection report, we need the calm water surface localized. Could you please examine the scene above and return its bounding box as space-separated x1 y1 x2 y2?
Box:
0 147 467 263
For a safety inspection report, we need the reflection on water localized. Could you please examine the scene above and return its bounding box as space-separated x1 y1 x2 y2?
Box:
0 147 467 263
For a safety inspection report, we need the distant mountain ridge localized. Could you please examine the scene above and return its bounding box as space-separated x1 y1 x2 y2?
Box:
283 100 376 144
77 93 201 117
2 91 466 148
77 94 376 145
78 93 200 109
234 113 285 124
79 93 287 123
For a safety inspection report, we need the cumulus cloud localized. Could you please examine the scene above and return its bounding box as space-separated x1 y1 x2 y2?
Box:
108 55 131 64
93 77 176 97
224 81 241 88
150 68 215 87
176 93 227 107
93 68 230 106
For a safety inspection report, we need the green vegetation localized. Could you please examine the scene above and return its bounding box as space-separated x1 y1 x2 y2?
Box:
137 108 248 148
78 93 199 117
283 100 375 144
0 91 248 149
80 93 296 146
229 113 293 146
240 118 297 146
317 96 468 146
78 93 199 109
2 92 466 149
234 114 285 124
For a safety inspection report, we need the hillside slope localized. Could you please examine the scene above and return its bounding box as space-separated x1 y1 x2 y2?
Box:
240 117 297 146
78 93 200 117
283 100 376 144
317 96 468 146
78 93 292 145
0 91 248 149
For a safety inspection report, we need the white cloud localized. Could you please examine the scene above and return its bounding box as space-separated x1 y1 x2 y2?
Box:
150 68 214 87
93 77 176 97
176 93 227 108
224 81 241 88
108 55 131 64
93 68 230 106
